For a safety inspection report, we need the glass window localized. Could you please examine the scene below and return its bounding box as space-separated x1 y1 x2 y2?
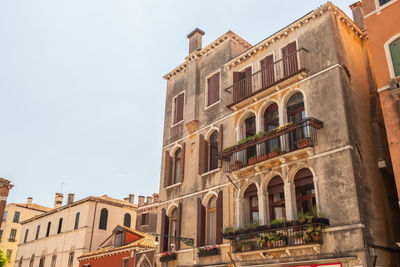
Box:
244 184 259 224
74 212 80 230
9 229 17 241
3 211 7 222
51 254 57 267
207 197 217 245
122 258 129 267
29 254 34 267
169 208 177 250
99 208 108 230
13 211 21 223
379 0 392 6
267 176 286 222
264 103 280 154
35 225 40 240
295 168 316 214
57 218 63 234
173 148 181 184
124 213 131 228
46 222 51 237
39 255 45 267
209 131 219 171
245 115 257 162
141 213 148 226
24 229 29 243
68 251 74 267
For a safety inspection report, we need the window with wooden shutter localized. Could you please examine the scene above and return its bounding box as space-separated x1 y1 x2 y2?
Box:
174 93 184 124
216 191 223 244
390 37 400 76
209 131 218 171
176 203 182 250
232 67 252 103
282 41 298 77
206 197 216 245
207 73 220 106
260 54 275 88
164 151 172 187
197 198 206 247
160 209 169 252
198 135 208 175
173 148 181 184
180 143 185 182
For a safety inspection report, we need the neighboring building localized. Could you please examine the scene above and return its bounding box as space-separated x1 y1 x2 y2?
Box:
350 0 400 208
78 226 155 267
0 197 51 267
135 194 159 234
156 2 400 267
0 178 14 228
15 193 137 267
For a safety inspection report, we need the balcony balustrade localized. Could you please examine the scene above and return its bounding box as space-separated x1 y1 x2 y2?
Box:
225 48 309 109
218 118 323 173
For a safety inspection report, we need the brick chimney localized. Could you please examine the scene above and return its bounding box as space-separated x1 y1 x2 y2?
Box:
152 193 159 203
129 194 135 204
124 197 130 203
349 2 365 31
67 193 75 204
0 178 13 228
54 193 63 208
187 28 205 54
27 197 33 204
146 196 153 204
138 196 145 206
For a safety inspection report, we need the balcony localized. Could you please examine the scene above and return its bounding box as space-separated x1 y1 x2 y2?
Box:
388 75 400 100
225 48 309 110
218 118 323 173
223 221 328 257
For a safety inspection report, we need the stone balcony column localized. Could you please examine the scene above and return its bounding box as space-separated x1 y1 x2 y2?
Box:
258 191 267 225
284 183 295 220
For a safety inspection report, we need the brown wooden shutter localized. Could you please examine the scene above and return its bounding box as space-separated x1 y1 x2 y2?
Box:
218 124 223 168
196 198 206 247
198 134 209 175
216 191 223 244
176 203 182 250
164 151 172 187
176 93 184 123
243 67 252 78
160 209 167 252
180 143 185 183
233 72 242 103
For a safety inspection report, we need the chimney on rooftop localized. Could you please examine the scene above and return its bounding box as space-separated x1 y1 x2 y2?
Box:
54 193 63 208
67 193 75 204
349 2 365 31
138 196 145 206
187 28 205 54
152 193 159 203
146 196 153 204
27 197 33 205
129 194 135 204
124 197 130 203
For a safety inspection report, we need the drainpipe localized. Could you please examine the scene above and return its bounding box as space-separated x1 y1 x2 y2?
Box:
89 200 99 252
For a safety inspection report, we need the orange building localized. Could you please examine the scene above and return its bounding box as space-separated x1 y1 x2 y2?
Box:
0 178 13 228
351 0 400 207
78 226 155 267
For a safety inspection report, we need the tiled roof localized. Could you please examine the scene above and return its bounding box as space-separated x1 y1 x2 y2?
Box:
15 203 52 212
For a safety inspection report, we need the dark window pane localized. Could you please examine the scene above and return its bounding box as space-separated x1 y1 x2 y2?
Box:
99 208 108 230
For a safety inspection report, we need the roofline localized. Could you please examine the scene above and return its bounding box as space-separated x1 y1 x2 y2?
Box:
20 196 137 224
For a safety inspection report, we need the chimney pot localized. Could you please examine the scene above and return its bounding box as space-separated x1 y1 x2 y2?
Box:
27 197 33 205
67 193 75 204
146 196 153 204
54 193 64 208
138 196 145 206
349 2 365 31
187 28 205 54
124 197 130 202
152 193 159 203
129 194 135 204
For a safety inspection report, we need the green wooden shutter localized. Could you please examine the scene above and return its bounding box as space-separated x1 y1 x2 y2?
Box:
390 38 400 76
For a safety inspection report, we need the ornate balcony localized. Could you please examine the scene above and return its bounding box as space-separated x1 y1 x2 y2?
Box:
225 48 309 110
218 118 323 173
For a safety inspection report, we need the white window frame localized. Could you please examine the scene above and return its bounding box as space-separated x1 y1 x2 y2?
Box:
384 33 400 79
171 92 185 127
204 70 222 110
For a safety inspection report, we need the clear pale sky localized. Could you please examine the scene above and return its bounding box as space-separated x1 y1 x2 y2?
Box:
0 0 356 208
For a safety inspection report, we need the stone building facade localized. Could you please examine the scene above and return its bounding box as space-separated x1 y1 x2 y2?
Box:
135 194 159 234
15 194 137 267
156 2 400 267
0 197 51 267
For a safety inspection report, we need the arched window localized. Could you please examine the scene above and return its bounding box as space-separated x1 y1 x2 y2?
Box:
67 248 75 267
29 254 35 267
267 176 285 222
123 213 131 228
264 103 280 154
206 196 217 245
173 148 181 184
39 251 46 267
51 250 57 267
389 37 400 76
209 131 219 171
18 257 23 267
168 208 177 249
294 168 315 214
287 93 305 150
244 184 258 224
99 208 108 230
244 114 257 163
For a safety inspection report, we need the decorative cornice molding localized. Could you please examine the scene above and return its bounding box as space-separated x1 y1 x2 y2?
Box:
163 31 251 81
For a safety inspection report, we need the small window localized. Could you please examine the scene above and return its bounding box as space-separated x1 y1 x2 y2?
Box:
9 229 17 242
46 222 51 237
24 229 29 243
389 37 400 76
173 93 184 124
13 211 21 223
379 0 392 5
39 254 45 267
2 211 7 222
99 208 108 230
141 213 149 226
122 258 129 267
207 72 220 106
209 131 219 171
51 254 57 267
67 251 74 267
74 212 80 230
173 148 181 184
123 213 131 228
114 232 124 247
206 197 217 245
35 225 40 240
57 218 63 234
29 254 35 267
6 250 12 261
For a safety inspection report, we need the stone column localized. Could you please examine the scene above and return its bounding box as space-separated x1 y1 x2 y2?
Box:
284 183 295 220
258 191 266 225
235 196 242 227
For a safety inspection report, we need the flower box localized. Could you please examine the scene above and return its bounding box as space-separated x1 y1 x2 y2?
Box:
257 154 267 162
296 137 312 149
248 157 258 165
230 161 243 171
159 253 177 262
198 247 220 257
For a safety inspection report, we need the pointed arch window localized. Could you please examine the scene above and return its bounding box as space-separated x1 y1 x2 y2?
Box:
206 196 217 245
209 131 219 171
123 213 131 228
168 208 178 249
99 208 108 230
173 148 181 184
18 257 23 267
29 254 35 267
264 103 280 154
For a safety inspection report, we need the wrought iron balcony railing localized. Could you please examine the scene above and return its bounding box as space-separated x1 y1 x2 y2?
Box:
218 118 323 172
225 48 309 108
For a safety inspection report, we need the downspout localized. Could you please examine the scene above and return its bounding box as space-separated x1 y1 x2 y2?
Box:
89 200 98 252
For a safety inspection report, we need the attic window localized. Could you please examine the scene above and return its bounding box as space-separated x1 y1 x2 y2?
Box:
114 232 124 247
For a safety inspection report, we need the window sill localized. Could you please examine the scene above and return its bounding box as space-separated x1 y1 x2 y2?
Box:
166 182 182 190
204 100 221 110
171 120 184 128
200 168 221 178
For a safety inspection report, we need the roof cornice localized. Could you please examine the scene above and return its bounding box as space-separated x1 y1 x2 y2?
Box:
225 2 367 69
163 31 251 81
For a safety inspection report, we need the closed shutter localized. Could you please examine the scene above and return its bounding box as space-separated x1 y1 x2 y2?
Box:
198 135 209 175
233 72 242 103
216 191 223 244
390 38 400 76
261 55 275 88
164 151 172 187
282 41 298 76
160 209 168 252
196 198 206 247
208 73 220 106
180 143 185 182
175 93 184 123
176 203 182 250
218 124 223 168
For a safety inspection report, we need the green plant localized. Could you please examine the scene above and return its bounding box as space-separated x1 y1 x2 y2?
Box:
0 250 8 267
297 211 313 223
311 206 325 218
238 136 253 145
257 237 266 248
270 219 285 225
272 144 281 153
248 221 259 229
303 225 321 242
222 225 235 235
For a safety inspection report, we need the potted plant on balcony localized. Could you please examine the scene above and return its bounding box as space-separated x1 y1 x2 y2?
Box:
267 145 281 158
159 251 177 262
302 225 321 243
248 156 258 165
257 154 267 162
230 160 243 171
295 137 312 149
198 245 220 257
